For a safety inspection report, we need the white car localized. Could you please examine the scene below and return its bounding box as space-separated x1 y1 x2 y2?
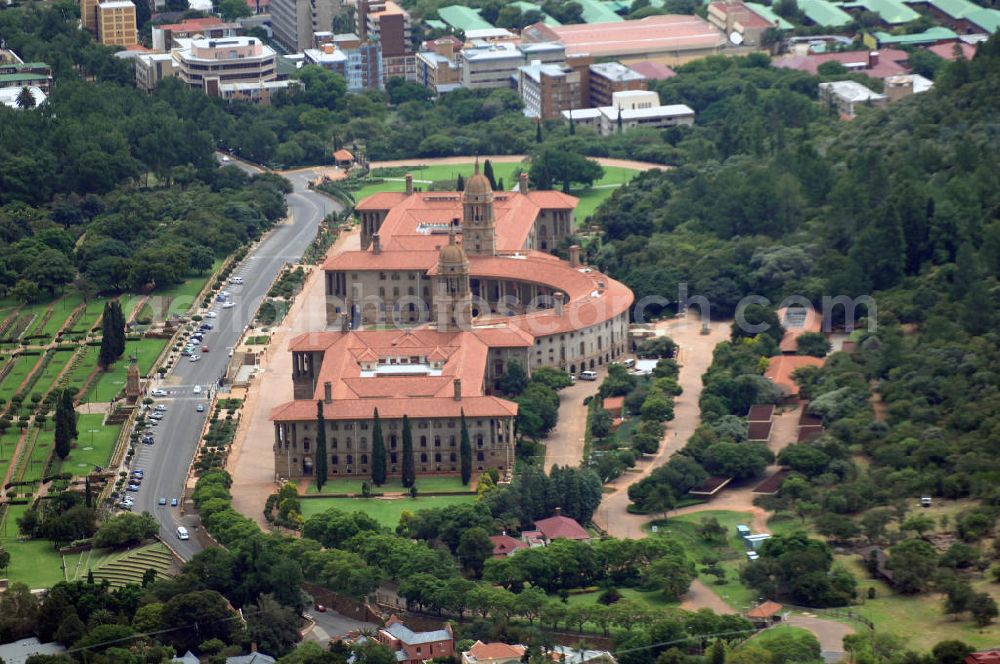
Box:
221 156 230 163
222 301 235 309
189 354 201 362
151 389 168 397
193 385 203 394
205 311 218 318
230 277 244 285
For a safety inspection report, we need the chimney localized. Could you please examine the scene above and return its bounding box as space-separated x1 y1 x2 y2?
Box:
372 232 381 255
323 381 332 404
554 506 562 516
569 244 581 267
453 378 462 401
554 292 564 316
868 51 879 68
518 171 529 193
405 173 413 195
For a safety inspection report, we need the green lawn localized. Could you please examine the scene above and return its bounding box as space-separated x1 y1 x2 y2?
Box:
305 475 472 495
0 505 75 589
649 510 766 611
564 586 679 610
836 553 1000 650
0 353 42 401
53 413 121 474
299 494 475 527
0 430 20 485
81 338 168 403
156 261 223 317
356 162 638 227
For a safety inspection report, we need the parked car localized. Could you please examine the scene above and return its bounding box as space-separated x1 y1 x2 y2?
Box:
223 301 235 309
221 156 230 163
193 386 203 394
171 498 178 507
158 497 167 505
202 346 209 353
196 404 205 413
314 603 326 613
205 311 218 318
189 355 201 362
132 470 144 478
151 389 168 397
181 349 192 356
149 412 163 420
154 404 166 412
127 484 140 492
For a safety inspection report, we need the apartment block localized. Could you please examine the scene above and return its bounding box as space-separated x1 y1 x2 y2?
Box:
271 0 344 52
135 52 178 91
516 60 582 120
458 41 564 90
588 62 645 108
152 17 242 52
97 1 138 47
176 37 277 96
416 37 461 93
358 0 416 81
562 90 695 135
304 34 383 91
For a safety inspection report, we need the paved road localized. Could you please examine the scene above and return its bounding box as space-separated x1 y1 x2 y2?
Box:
129 161 339 560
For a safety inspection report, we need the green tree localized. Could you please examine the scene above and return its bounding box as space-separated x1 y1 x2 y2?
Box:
315 401 328 492
98 301 122 369
498 361 528 396
0 543 9 573
796 332 831 357
401 414 415 488
483 159 497 190
371 408 386 486
591 408 613 439
642 545 696 600
219 0 252 19
460 410 472 485
92 512 158 548
888 538 938 594
457 526 494 578
246 594 300 657
15 86 36 109
971 592 998 628
54 389 75 460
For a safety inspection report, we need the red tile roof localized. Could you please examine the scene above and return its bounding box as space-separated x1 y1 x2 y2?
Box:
488 536 528 558
772 48 910 79
467 642 526 661
764 355 824 395
748 420 772 441
710 1 772 28
334 148 354 161
747 600 783 618
626 60 677 80
747 404 774 421
534 514 590 540
522 15 725 58
967 651 1000 664
778 305 824 353
927 41 976 60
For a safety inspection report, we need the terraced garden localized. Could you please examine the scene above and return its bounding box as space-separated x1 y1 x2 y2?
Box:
88 542 175 587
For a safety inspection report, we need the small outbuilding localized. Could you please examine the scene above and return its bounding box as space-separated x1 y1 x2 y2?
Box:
746 600 784 626
333 148 354 168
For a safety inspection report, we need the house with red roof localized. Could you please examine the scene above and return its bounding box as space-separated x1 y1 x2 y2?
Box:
527 508 591 544
764 355 825 399
489 534 528 558
966 650 1000 664
462 641 526 664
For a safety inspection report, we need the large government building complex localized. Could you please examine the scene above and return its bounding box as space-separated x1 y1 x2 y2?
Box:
270 163 633 481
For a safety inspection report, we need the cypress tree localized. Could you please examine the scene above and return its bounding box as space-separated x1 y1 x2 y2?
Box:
401 414 415 488
483 159 497 190
85 476 92 508
460 410 472 485
497 177 505 192
371 407 386 486
54 389 74 459
535 121 543 143
456 173 465 191
315 400 328 492
113 301 126 358
98 302 117 369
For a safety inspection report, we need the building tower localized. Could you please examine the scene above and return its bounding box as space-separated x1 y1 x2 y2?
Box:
434 225 472 330
125 354 141 403
461 158 496 257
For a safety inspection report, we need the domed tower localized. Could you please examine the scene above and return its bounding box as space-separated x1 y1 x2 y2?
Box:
434 225 473 330
462 158 496 256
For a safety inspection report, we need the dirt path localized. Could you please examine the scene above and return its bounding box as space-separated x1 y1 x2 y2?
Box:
785 614 855 661
681 578 735 614
368 155 667 172
227 228 360 526
593 312 730 539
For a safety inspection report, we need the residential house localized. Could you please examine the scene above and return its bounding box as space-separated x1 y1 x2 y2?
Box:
462 642 526 664
376 616 455 664
819 79 889 117
489 534 528 558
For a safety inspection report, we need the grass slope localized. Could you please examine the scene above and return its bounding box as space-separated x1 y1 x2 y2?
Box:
299 494 474 527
